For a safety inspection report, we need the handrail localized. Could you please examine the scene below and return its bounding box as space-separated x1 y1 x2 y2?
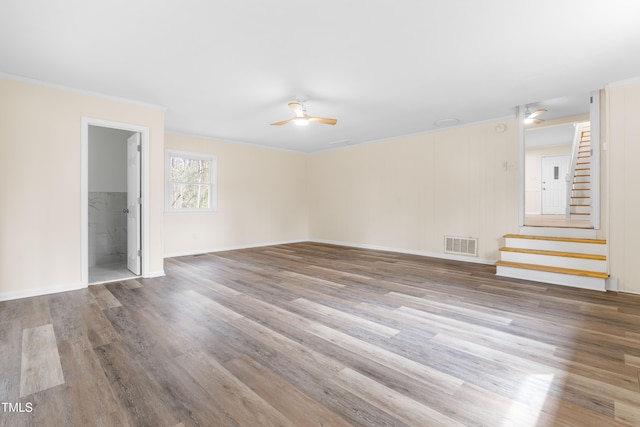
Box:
565 122 587 218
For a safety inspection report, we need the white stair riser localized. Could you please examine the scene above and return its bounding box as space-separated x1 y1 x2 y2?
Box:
496 266 606 291
504 238 606 256
499 251 606 273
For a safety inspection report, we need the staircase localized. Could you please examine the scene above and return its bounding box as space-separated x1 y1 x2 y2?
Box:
495 234 608 291
567 123 591 220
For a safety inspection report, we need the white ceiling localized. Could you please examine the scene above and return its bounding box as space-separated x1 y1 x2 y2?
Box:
2 1 640 153
526 124 576 149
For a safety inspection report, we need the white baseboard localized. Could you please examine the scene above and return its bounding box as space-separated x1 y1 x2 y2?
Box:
309 239 495 265
610 278 640 295
164 239 307 259
146 270 166 279
0 282 86 302
605 276 618 292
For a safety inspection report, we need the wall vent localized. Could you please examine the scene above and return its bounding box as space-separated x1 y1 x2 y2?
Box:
444 236 478 257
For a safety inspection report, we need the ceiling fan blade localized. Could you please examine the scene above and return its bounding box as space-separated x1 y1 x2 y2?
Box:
288 102 305 117
527 109 547 119
270 118 294 126
308 117 337 125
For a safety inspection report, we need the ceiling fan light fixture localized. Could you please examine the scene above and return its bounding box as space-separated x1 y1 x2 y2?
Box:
293 117 309 126
524 107 547 125
270 100 337 127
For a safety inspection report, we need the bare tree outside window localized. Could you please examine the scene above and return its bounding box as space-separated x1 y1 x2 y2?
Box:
166 151 217 212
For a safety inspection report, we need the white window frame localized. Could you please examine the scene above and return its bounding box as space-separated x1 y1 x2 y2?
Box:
165 150 217 213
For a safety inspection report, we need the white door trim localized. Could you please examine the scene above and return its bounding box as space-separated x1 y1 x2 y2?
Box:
81 117 151 286
518 105 526 227
589 90 601 229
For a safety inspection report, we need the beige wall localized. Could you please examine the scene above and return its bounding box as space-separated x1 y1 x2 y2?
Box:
607 80 640 293
164 133 308 257
308 120 520 262
0 77 165 300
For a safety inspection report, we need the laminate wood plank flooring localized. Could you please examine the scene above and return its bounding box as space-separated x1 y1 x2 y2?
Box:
2 242 640 426
19 324 65 398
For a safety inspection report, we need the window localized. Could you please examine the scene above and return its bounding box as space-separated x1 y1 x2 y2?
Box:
165 150 217 212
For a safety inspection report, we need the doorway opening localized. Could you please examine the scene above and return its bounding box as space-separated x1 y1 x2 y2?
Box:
520 91 600 231
81 118 149 286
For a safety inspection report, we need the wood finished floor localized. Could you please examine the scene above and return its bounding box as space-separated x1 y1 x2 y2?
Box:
2 242 640 426
524 215 592 229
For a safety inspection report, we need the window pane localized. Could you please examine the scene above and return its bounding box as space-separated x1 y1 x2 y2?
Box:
199 185 210 208
170 157 185 182
170 157 210 184
170 184 210 209
198 160 210 182
169 184 184 208
182 159 205 183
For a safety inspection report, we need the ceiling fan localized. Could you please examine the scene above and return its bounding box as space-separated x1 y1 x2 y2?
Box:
270 101 337 127
524 107 547 124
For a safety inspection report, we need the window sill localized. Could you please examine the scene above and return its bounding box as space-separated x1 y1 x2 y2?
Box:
164 209 217 215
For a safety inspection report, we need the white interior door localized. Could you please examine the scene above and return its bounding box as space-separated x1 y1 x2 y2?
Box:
541 154 569 214
127 133 141 275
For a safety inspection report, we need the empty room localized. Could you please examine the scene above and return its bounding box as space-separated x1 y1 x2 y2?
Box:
2 1 640 426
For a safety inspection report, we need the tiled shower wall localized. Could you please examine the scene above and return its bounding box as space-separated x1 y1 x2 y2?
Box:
88 192 127 266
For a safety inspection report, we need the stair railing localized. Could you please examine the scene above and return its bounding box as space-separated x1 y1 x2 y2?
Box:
566 122 586 218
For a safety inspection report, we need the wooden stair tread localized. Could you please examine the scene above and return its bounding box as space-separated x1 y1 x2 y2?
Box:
499 247 605 260
503 234 606 244
495 261 608 279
